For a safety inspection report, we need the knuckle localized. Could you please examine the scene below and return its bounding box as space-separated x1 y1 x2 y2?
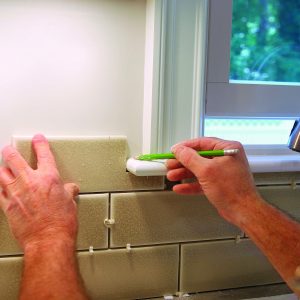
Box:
27 180 39 192
5 151 18 162
231 141 243 149
43 171 60 184
9 192 22 204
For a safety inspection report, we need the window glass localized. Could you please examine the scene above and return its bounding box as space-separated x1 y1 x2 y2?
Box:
204 118 294 145
230 0 300 83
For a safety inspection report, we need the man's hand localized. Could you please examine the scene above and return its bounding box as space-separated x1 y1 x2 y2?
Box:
167 137 300 295
0 134 79 249
166 137 259 225
0 134 88 300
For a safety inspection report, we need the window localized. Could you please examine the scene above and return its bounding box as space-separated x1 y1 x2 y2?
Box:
205 0 300 118
205 118 294 144
230 0 300 83
204 0 299 145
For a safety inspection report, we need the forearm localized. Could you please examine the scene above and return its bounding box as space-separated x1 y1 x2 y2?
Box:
237 195 300 294
20 238 88 300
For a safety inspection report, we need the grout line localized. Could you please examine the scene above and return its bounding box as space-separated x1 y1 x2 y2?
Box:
86 236 248 253
177 243 181 294
0 237 240 259
75 182 300 195
84 237 238 251
256 183 300 187
0 237 243 259
77 247 108 253
109 189 166 194
78 188 166 195
0 253 24 259
108 193 111 249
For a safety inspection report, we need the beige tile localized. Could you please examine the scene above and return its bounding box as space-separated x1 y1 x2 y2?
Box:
180 239 282 294
0 256 23 300
0 246 178 300
77 194 109 250
78 245 179 300
0 211 22 255
110 191 240 247
258 186 300 221
12 136 164 193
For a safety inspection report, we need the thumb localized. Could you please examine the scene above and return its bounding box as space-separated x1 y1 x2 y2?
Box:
64 183 80 198
171 145 208 177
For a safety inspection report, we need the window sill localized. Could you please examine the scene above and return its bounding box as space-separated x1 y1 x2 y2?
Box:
247 154 300 173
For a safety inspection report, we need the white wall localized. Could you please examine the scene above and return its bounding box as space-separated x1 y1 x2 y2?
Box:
0 0 146 156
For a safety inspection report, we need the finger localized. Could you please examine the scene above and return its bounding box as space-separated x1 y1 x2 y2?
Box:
171 145 209 177
167 167 195 182
32 134 57 171
2 146 30 177
0 190 9 211
64 183 80 198
173 182 204 195
172 137 240 151
295 266 300 278
172 137 224 151
165 159 183 170
0 167 15 187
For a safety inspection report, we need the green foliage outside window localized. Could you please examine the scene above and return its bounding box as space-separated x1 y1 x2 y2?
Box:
230 0 300 82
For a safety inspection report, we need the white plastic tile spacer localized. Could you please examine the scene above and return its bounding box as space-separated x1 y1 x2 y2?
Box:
164 296 174 300
89 246 94 253
182 294 190 297
235 234 241 244
291 180 297 190
126 244 131 252
104 218 115 228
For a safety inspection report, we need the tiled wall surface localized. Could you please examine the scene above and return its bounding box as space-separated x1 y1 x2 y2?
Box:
1 137 300 299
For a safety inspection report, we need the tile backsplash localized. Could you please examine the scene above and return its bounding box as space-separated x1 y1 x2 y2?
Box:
1 136 299 299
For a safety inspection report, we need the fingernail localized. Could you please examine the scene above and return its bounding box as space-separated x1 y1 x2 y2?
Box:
33 134 46 142
171 144 185 153
171 143 181 152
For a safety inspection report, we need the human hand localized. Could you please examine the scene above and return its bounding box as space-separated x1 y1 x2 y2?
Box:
166 137 260 225
0 134 79 250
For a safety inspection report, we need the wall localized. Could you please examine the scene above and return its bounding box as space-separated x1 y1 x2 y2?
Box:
0 0 146 155
0 1 299 299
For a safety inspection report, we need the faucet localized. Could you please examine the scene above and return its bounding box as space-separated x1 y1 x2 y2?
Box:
288 119 300 152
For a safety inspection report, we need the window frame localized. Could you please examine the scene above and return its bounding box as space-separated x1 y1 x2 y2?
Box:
143 0 208 153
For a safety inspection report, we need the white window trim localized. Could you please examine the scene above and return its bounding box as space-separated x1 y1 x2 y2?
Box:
206 0 300 118
143 0 208 153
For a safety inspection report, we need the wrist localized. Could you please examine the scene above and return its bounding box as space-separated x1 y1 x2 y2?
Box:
24 234 76 256
232 193 267 229
219 191 265 228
